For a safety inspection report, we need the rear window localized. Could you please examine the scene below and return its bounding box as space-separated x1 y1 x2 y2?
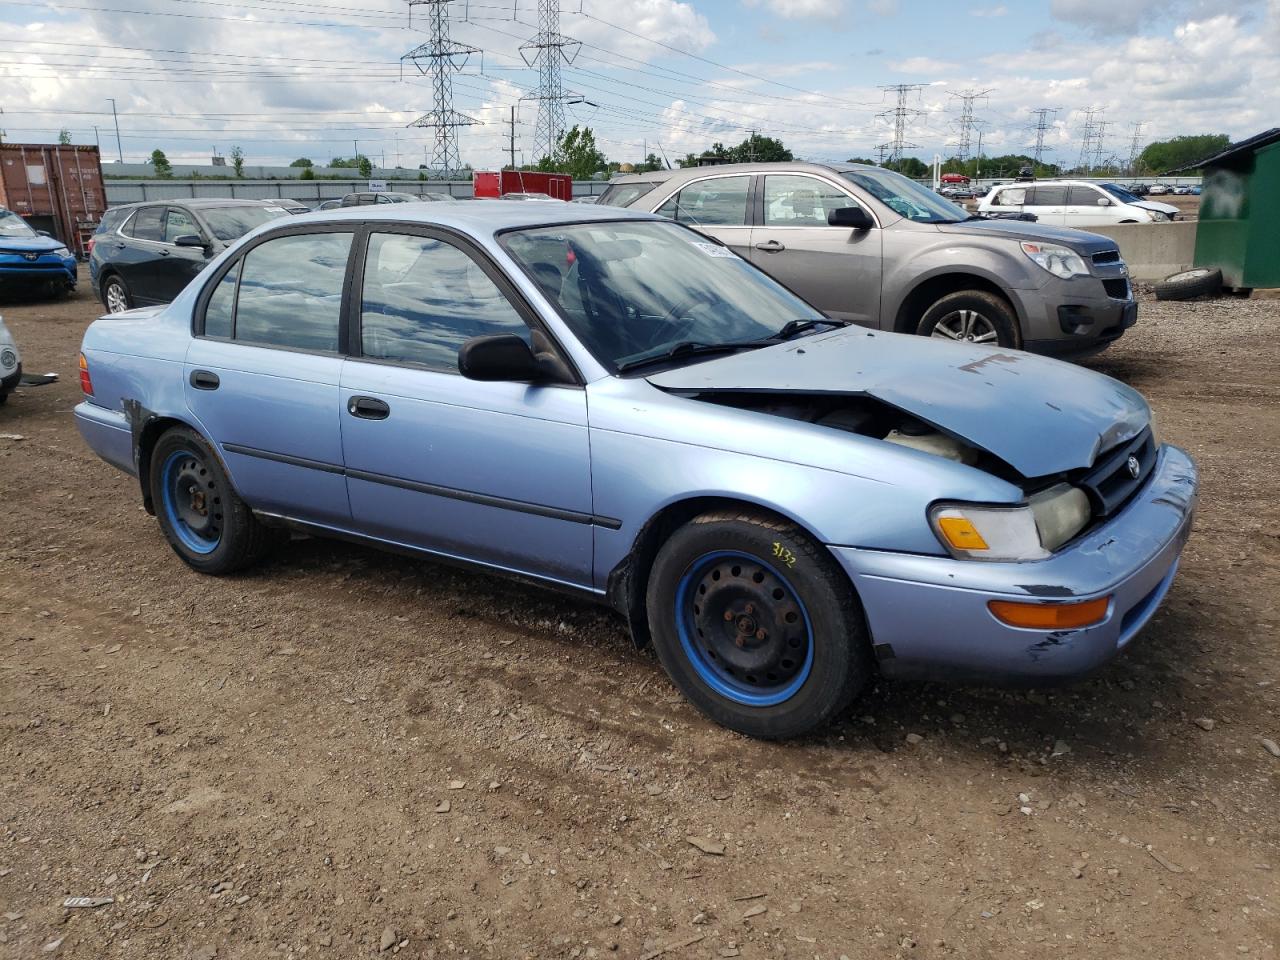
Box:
597 182 660 208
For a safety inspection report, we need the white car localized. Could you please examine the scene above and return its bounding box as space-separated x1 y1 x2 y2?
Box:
978 180 1179 227
0 314 22 405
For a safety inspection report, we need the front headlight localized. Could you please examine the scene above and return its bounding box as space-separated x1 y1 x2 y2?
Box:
1021 241 1089 280
53 246 72 258
930 484 1091 561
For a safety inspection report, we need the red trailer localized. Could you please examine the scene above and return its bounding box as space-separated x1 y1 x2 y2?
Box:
0 144 107 258
473 170 573 201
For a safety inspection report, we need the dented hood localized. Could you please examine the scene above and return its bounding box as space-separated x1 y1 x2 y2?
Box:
646 328 1150 478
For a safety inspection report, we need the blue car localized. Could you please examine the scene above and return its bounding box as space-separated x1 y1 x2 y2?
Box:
74 202 1198 738
0 207 78 295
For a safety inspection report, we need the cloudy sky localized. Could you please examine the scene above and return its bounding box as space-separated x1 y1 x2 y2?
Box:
1 0 1277 171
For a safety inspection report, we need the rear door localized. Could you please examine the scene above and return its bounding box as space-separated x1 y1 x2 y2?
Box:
1025 185 1067 225
112 204 167 302
183 226 353 526
650 174 752 257
747 173 882 327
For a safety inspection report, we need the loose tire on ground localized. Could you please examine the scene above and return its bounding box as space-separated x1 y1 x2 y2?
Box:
916 290 1021 349
149 426 276 575
645 509 872 739
1154 267 1222 301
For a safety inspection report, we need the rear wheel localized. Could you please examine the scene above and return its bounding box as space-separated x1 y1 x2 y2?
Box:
150 427 275 574
102 274 132 314
646 510 871 739
917 290 1020 348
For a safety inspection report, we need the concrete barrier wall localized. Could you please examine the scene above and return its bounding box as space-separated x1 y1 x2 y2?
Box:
1083 221 1197 281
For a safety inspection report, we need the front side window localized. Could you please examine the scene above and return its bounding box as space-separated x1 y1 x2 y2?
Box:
360 232 529 373
0 210 36 238
502 220 819 372
763 175 857 227
1099 183 1142 204
841 169 967 223
655 176 750 226
127 206 165 242
164 207 199 243
233 232 351 352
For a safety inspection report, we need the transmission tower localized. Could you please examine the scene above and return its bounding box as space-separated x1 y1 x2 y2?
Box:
1126 120 1146 173
1076 106 1104 175
948 88 992 162
1029 107 1058 166
520 0 582 162
876 83 925 167
402 0 480 176
1093 118 1112 173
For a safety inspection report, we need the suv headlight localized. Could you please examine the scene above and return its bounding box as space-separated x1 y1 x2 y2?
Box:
53 246 72 258
1021 241 1089 280
930 484 1092 561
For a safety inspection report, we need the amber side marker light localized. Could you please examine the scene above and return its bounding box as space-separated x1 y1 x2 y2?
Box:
78 353 93 396
988 595 1111 630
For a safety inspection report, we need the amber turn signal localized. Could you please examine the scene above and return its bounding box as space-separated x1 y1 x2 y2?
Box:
987 595 1110 630
78 352 93 397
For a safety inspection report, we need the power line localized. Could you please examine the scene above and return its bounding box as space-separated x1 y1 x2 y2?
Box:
1076 106 1102 175
1126 120 1146 173
1028 107 1058 166
876 83 924 166
948 87 991 162
403 0 480 175
519 0 581 161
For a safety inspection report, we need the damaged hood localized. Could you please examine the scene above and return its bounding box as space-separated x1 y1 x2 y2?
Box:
646 329 1150 478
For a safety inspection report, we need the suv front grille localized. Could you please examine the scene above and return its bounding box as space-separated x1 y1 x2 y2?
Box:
1103 278 1131 299
1092 250 1121 265
1079 427 1155 518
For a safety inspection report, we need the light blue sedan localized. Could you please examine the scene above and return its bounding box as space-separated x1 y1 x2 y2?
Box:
75 202 1198 738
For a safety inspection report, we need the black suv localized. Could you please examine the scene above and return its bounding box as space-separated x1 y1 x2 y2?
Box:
89 199 291 313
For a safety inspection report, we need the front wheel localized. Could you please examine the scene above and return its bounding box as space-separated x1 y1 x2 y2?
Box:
916 290 1020 348
646 510 871 739
149 427 275 574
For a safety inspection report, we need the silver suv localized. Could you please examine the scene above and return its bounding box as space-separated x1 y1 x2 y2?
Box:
601 162 1136 357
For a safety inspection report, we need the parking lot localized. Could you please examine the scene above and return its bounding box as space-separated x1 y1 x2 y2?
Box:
1 272 1277 958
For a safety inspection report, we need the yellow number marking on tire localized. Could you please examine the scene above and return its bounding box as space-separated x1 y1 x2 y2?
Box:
771 542 797 567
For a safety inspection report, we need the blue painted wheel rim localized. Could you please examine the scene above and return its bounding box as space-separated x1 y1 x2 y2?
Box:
675 550 814 707
159 450 222 555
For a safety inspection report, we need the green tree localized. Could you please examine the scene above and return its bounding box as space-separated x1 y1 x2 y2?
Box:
883 156 928 178
57 128 72 145
357 155 373 178
149 148 173 178
289 157 314 168
537 125 608 180
846 156 879 166
1136 134 1230 174
299 167 315 180
727 133 791 163
230 145 245 178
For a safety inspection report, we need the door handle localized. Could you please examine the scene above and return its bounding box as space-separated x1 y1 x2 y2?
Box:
754 240 786 253
347 396 390 420
159 249 170 256
189 370 220 390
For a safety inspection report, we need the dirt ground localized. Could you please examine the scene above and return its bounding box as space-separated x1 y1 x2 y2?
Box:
1 270 1277 960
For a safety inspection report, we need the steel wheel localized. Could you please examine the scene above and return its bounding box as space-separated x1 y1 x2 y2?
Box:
675 550 814 707
929 308 999 344
159 450 223 555
104 278 130 314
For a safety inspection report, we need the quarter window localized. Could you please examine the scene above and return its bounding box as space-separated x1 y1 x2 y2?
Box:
232 232 352 352
763 175 856 227
127 206 165 242
359 232 530 373
655 176 750 226
163 207 199 243
995 188 1026 206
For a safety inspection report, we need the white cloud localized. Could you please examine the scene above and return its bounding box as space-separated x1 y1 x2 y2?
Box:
887 56 956 75
741 0 846 21
969 5 1008 16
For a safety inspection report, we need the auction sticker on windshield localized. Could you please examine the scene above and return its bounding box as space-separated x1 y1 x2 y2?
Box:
689 241 738 259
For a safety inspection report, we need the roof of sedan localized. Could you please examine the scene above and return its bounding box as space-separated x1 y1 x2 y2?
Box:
280 198 662 234
607 160 879 185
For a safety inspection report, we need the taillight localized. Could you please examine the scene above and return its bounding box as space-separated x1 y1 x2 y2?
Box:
78 352 93 396
86 237 96 255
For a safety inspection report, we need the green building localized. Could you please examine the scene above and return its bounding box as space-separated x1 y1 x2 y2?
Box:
1174 128 1280 292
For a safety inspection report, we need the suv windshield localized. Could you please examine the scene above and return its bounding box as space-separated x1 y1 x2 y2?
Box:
0 210 37 238
199 205 290 242
1100 183 1143 204
840 169 968 223
501 220 823 372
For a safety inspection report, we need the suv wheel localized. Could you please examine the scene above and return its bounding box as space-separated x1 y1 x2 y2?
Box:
102 275 132 314
917 290 1020 348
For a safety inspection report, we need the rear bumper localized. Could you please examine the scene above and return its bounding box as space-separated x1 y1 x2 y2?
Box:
74 400 136 476
831 444 1198 683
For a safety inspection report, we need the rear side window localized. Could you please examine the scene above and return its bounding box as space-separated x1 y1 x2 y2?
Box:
597 182 659 207
1027 185 1067 205
231 232 352 352
655 176 750 226
127 206 165 242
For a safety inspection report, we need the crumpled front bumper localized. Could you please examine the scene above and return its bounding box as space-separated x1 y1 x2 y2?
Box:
830 444 1198 683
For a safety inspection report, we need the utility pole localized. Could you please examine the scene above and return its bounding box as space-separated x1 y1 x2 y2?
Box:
403 0 480 176
1126 120 1146 174
93 125 100 149
1029 107 1058 168
508 105 517 169
107 98 123 162
949 88 992 162
975 126 984 178
876 83 925 167
520 0 582 162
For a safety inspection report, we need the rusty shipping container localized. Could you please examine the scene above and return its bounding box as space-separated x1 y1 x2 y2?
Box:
0 144 107 258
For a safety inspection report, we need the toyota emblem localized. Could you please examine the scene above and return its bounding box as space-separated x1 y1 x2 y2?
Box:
1126 455 1141 479
23 252 39 262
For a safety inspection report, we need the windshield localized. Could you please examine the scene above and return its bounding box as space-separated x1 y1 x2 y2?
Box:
501 220 822 372
199 205 290 242
0 210 37 239
841 169 969 223
1100 183 1143 204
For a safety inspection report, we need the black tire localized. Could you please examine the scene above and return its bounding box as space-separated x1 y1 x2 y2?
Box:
1154 267 1222 301
101 274 132 314
149 426 275 575
645 509 872 739
916 290 1021 348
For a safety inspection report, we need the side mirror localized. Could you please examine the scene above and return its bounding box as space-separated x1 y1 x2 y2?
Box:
828 206 874 230
1096 197 1112 207
174 234 208 248
458 334 543 382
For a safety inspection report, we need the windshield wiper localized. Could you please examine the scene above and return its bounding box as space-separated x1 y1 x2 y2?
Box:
616 340 757 373
762 317 852 341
